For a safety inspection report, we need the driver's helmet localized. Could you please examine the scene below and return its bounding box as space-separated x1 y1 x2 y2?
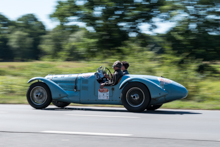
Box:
112 61 122 69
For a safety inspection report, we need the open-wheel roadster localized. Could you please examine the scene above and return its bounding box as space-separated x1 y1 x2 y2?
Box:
27 66 187 112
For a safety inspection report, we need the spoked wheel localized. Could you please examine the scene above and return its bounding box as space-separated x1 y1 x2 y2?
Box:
147 104 163 111
52 101 70 108
27 82 52 109
121 82 150 112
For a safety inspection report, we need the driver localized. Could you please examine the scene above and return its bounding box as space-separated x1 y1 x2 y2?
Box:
100 61 123 89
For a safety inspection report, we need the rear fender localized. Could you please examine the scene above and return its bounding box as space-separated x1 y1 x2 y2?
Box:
28 77 68 100
119 78 168 99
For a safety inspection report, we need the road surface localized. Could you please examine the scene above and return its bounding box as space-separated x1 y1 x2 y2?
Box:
0 104 219 147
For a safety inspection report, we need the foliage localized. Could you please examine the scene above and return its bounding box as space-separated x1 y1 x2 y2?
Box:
0 14 46 61
8 31 33 60
13 14 46 60
0 14 14 61
40 26 98 60
51 0 167 52
161 0 220 62
0 0 220 62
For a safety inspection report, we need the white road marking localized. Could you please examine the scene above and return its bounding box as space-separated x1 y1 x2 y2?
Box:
66 114 139 119
42 131 132 137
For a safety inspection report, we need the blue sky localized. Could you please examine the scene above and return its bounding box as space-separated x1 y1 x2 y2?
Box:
0 0 59 30
0 0 174 33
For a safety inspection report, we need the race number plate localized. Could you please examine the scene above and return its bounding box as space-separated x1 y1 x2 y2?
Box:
98 88 109 100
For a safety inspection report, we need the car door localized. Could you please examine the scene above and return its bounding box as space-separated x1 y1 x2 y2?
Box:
94 80 113 101
79 73 113 103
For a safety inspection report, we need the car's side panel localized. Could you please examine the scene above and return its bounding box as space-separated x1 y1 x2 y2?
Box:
79 74 99 103
117 76 168 105
46 74 81 103
94 82 113 97
79 75 168 105
27 77 68 100
80 74 121 104
119 77 168 98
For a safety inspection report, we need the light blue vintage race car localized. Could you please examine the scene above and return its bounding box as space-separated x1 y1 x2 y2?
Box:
27 66 188 112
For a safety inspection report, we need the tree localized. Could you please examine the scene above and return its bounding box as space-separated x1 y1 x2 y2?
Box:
162 0 220 62
51 0 167 52
8 31 33 60
15 14 46 60
40 25 82 60
0 14 14 61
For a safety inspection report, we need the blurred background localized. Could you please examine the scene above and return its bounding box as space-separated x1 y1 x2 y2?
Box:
0 0 219 109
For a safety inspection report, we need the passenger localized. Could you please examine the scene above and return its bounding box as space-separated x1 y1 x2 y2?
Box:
121 61 129 75
100 61 123 89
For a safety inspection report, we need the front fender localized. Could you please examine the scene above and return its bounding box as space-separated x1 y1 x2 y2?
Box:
119 78 168 99
28 77 68 100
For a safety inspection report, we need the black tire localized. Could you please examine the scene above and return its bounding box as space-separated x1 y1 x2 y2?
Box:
121 82 150 112
147 104 163 111
27 82 52 109
52 101 70 108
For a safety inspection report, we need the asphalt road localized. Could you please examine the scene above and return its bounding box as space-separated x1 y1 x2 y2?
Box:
0 104 220 147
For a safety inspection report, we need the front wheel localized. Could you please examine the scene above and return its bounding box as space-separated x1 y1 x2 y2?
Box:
27 82 52 109
121 82 150 112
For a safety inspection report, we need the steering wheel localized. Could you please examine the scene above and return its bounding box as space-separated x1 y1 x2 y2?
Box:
104 67 113 80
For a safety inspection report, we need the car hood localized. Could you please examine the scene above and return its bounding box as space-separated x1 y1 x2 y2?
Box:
45 73 95 82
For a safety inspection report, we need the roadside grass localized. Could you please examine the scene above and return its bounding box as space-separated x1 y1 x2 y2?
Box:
0 61 220 110
0 95 26 104
162 100 220 110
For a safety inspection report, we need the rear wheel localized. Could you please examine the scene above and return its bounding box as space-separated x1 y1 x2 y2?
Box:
27 82 52 109
52 101 70 108
147 104 163 111
121 82 150 112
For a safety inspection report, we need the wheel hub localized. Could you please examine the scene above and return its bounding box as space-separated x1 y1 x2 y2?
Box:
36 92 43 98
126 87 145 108
30 86 47 105
131 94 139 100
